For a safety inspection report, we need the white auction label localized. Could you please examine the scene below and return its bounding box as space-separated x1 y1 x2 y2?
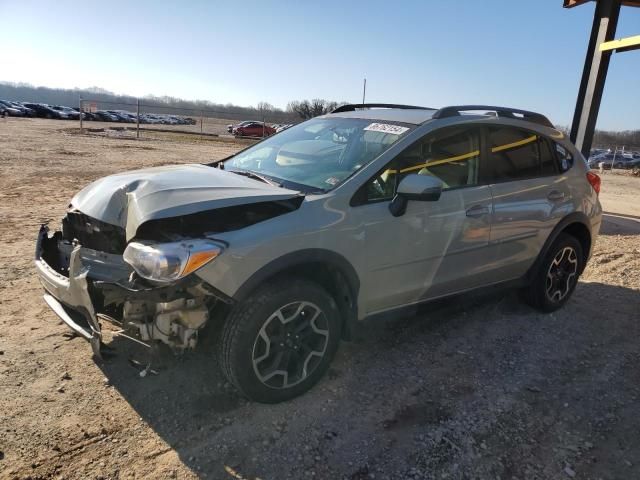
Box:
363 123 409 135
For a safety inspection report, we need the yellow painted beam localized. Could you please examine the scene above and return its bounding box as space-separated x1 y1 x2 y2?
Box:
600 34 640 52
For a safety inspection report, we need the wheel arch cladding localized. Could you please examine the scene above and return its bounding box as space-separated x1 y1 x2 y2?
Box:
531 212 593 279
233 249 360 340
562 222 592 269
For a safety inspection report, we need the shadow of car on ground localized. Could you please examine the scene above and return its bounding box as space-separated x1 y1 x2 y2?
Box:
96 278 640 480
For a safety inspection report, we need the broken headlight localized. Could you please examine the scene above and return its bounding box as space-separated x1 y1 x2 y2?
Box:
123 239 224 283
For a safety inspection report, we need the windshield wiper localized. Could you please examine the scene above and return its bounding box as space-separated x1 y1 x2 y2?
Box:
230 169 282 187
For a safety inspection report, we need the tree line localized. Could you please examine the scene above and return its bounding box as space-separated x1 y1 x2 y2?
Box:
1 82 637 144
593 129 640 150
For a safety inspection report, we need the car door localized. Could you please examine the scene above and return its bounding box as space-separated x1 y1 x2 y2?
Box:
248 123 262 136
481 125 573 281
354 125 495 314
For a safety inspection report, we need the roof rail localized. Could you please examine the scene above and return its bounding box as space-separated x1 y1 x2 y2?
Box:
331 103 433 113
432 105 554 128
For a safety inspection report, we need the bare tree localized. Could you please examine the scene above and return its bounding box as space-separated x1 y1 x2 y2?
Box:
287 99 341 120
256 101 275 112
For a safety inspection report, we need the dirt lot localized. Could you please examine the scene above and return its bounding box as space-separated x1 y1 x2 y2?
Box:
1 118 639 480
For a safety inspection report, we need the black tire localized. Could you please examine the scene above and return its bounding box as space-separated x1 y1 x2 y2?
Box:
523 233 584 312
218 279 341 403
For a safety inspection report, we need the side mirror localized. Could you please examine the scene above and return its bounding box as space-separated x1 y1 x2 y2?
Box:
389 174 443 217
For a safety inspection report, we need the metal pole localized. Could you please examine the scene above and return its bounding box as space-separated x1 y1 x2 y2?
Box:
136 98 140 139
79 96 83 131
362 78 366 105
570 0 621 158
262 112 265 138
200 111 203 137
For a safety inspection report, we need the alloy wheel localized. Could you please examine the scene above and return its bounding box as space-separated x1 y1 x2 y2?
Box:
545 246 578 303
252 301 329 389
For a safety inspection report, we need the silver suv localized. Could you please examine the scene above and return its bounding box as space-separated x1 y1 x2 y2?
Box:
35 104 602 403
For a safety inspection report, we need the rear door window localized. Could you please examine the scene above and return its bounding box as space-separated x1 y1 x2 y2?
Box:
483 126 557 183
540 138 558 176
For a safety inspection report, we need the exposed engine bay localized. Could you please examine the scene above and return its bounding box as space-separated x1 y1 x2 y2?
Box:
37 223 229 353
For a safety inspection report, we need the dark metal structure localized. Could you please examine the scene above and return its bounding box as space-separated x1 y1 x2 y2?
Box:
564 0 640 158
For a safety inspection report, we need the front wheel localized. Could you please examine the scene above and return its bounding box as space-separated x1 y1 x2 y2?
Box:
523 233 584 312
218 279 341 403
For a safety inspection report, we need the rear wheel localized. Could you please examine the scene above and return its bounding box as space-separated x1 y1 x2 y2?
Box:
523 233 584 312
218 279 341 403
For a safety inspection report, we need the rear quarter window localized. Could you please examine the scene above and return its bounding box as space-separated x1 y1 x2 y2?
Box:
555 143 574 172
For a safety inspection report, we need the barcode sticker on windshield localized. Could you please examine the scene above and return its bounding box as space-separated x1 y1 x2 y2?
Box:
364 123 409 135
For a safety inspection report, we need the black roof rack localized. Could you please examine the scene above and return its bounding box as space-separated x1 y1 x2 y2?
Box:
331 103 433 113
432 105 554 129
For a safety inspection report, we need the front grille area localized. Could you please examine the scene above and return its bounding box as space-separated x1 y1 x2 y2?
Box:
62 211 127 254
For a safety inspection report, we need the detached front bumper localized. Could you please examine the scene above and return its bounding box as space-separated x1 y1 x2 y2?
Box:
34 225 103 357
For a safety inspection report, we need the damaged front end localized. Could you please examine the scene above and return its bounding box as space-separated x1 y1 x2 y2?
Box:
34 163 304 357
35 222 230 357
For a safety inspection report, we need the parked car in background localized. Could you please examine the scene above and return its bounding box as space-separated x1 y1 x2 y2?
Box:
12 102 36 117
93 111 116 122
0 100 24 117
106 111 136 123
612 156 640 169
588 153 640 170
588 153 614 169
0 100 36 117
51 106 80 120
81 111 97 121
234 121 276 137
22 103 67 119
587 152 607 164
227 120 259 133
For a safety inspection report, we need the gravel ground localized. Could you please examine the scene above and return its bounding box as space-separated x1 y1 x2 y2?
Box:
0 118 639 480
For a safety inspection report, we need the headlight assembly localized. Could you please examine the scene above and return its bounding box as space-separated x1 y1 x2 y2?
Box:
123 239 224 283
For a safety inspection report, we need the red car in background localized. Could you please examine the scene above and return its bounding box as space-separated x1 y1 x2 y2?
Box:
235 122 276 138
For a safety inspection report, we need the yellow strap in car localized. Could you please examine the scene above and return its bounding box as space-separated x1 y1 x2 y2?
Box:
491 135 537 153
399 149 480 173
382 134 537 176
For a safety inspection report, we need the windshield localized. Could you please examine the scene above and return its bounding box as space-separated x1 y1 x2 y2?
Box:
224 117 412 192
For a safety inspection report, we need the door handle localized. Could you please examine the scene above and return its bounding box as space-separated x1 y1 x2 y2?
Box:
547 190 565 202
466 205 490 218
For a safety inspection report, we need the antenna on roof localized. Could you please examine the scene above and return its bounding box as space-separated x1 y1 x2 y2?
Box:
362 78 367 105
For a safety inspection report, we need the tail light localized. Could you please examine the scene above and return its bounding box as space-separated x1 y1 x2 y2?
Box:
586 171 601 194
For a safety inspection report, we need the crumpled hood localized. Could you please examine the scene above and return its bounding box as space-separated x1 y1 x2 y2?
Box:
70 163 302 240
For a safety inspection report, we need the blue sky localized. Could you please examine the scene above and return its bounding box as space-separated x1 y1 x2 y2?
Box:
1 0 638 130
